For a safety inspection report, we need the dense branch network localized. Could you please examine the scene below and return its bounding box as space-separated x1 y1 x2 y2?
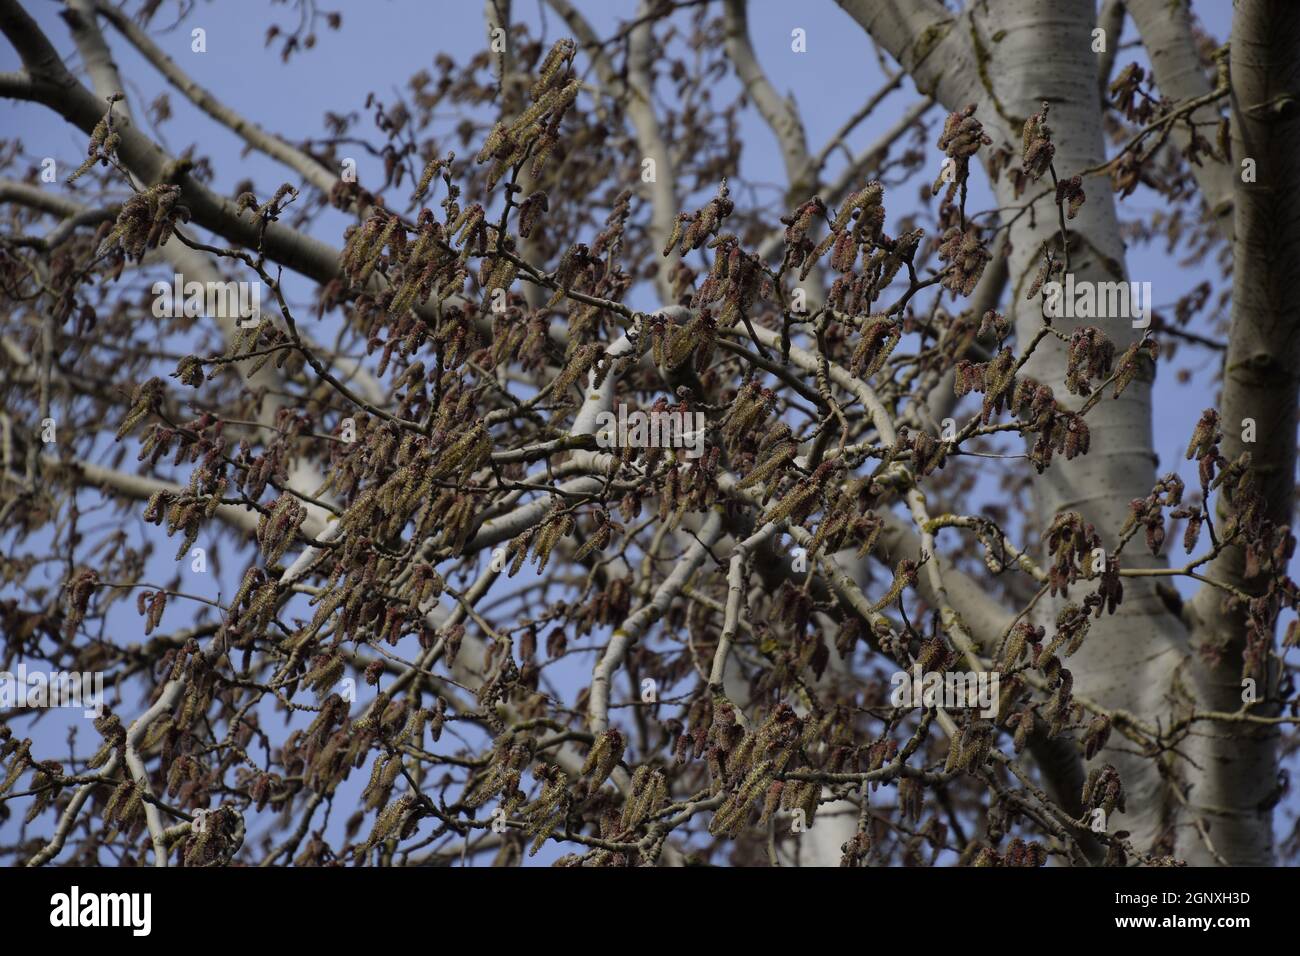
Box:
0 0 1295 868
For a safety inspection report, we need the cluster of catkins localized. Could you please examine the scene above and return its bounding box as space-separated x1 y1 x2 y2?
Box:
96 184 185 261
1021 102 1055 182
937 224 991 297
933 104 992 202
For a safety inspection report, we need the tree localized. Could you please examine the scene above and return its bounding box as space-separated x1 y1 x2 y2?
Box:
0 0 1295 868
